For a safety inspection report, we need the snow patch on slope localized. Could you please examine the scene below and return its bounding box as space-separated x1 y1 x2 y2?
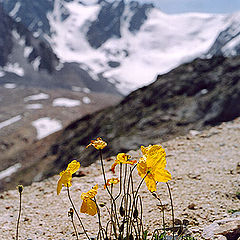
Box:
9 2 21 17
24 93 49 102
52 98 81 107
3 63 24 77
0 115 22 130
0 163 22 180
32 117 62 139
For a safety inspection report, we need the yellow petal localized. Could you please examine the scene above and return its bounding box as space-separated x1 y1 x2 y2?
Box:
144 175 157 192
146 145 166 169
61 170 72 187
80 199 97 216
67 160 80 174
80 199 88 213
137 159 147 178
57 179 63 195
153 169 172 183
116 153 131 163
141 145 152 156
86 138 107 150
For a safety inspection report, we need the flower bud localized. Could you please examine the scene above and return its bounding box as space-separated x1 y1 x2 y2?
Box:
119 206 125 216
17 185 23 193
133 209 138 219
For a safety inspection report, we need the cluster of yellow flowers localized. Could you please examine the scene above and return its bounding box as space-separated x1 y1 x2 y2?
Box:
57 137 171 216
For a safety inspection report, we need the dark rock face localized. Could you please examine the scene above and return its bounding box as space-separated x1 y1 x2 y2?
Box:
43 55 240 175
0 6 14 66
3 0 53 35
0 4 59 73
207 19 240 56
86 0 125 48
128 1 153 33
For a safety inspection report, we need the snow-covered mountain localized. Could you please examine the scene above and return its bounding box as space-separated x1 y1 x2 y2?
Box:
0 3 120 95
3 0 240 94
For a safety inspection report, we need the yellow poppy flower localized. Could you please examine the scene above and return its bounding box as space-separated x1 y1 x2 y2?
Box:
80 185 98 216
86 137 107 150
104 177 120 189
57 160 80 195
111 153 137 173
137 145 171 192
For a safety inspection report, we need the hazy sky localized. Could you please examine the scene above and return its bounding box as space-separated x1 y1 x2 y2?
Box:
142 0 240 14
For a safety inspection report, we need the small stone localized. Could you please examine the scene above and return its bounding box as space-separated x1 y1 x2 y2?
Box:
236 162 240 174
214 236 227 240
189 130 200 136
188 203 197 210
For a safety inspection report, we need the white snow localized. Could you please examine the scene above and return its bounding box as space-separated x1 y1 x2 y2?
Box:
4 83 16 89
72 86 82 92
26 104 43 109
82 87 91 93
24 46 33 58
24 93 49 102
0 70 5 77
32 56 41 71
0 115 22 130
82 96 91 104
48 0 233 94
71 86 91 93
4 63 24 77
0 163 22 180
52 98 81 107
12 29 21 40
32 117 63 140
9 2 21 17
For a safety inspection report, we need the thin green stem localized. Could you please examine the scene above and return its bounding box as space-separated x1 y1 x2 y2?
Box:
16 192 22 240
166 182 175 239
67 186 90 240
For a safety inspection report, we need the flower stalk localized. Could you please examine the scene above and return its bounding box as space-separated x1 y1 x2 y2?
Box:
16 185 23 240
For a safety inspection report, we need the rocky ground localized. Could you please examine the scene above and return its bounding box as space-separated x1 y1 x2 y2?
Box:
0 117 240 239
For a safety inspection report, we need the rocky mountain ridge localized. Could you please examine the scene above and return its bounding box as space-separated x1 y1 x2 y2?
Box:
0 3 120 95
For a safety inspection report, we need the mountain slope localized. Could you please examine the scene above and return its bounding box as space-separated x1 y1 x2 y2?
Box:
44 55 240 173
4 0 240 94
1 55 240 191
